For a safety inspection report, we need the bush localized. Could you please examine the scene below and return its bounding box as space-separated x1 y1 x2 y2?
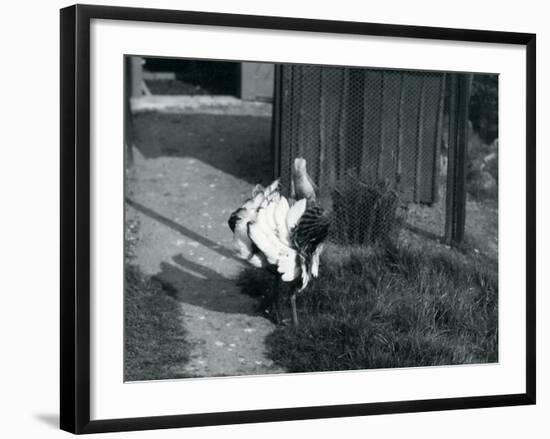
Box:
469 74 498 145
331 176 403 247
466 130 498 202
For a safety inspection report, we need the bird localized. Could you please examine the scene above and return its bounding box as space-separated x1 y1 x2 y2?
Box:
228 158 330 326
291 157 317 201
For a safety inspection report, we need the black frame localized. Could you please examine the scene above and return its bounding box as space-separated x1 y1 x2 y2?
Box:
60 4 536 434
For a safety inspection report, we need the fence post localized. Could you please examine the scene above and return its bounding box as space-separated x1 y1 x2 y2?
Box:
125 57 145 168
130 56 143 98
124 56 134 167
444 73 473 246
271 64 283 181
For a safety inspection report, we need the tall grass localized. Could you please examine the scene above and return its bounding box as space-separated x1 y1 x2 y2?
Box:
238 243 498 373
331 177 403 246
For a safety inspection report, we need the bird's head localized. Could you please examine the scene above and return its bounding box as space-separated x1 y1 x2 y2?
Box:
292 157 307 176
227 208 243 232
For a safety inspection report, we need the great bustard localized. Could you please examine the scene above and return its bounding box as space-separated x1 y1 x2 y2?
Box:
228 158 330 325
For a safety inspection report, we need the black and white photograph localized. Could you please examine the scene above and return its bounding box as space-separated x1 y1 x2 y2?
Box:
124 57 499 381
1 0 544 436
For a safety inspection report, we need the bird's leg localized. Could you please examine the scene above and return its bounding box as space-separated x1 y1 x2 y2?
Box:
290 288 299 327
271 274 282 324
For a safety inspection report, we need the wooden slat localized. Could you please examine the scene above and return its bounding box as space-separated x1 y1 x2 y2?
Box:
432 74 446 202
360 70 382 179
414 76 427 202
279 64 294 195
396 72 405 190
318 68 327 190
379 71 401 182
303 65 323 182
276 65 445 205
377 72 386 180
322 68 344 188
338 69 350 180
400 74 423 202
418 75 443 203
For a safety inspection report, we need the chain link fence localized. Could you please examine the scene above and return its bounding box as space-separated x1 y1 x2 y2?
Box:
275 64 497 257
126 57 497 256
276 64 451 246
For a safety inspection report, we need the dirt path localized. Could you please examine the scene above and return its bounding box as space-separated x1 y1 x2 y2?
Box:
127 145 284 378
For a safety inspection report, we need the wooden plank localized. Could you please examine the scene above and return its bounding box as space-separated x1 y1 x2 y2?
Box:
418 74 443 203
379 71 401 182
338 69 350 180
377 72 386 180
432 74 446 202
400 73 423 202
300 65 322 182
297 66 305 159
396 72 405 190
414 76 426 203
360 69 382 179
318 68 327 190
279 64 294 195
345 69 364 176
323 67 344 188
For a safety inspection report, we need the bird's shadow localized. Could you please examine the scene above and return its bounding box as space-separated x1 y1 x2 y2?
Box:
153 255 260 316
126 199 264 317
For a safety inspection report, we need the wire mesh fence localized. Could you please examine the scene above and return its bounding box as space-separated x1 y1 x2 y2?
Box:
276 64 452 246
125 57 497 256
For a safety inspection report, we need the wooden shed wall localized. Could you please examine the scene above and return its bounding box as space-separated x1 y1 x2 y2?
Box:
276 65 446 204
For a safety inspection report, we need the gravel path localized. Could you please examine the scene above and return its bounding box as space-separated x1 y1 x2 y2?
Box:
126 114 284 378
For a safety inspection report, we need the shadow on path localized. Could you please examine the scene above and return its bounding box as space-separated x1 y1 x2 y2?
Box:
130 113 274 185
154 255 259 316
126 197 242 264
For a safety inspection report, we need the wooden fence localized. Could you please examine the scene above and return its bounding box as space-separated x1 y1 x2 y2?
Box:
274 65 446 204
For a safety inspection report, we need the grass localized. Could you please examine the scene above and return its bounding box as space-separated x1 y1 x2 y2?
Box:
331 177 403 246
124 265 193 381
124 216 192 381
238 242 498 373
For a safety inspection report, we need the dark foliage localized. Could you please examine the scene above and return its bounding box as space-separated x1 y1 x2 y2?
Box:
469 74 499 145
331 177 404 247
